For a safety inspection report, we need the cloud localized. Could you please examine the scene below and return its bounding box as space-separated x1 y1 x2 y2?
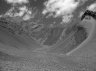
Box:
5 6 26 17
43 0 79 17
62 14 73 23
87 3 96 12
23 13 32 21
4 5 34 21
5 0 29 4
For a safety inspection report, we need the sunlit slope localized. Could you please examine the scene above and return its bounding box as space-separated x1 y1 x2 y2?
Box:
68 18 96 57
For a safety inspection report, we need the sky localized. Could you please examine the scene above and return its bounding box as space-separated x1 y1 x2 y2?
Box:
0 0 30 15
5 0 29 4
0 0 96 21
0 0 45 17
0 0 82 16
0 0 44 13
0 0 11 15
0 0 33 21
42 0 79 17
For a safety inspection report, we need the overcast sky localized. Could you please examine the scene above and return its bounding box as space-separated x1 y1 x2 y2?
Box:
0 0 96 17
0 0 11 15
0 0 45 16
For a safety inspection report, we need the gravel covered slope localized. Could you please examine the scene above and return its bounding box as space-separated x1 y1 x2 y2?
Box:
0 51 96 71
